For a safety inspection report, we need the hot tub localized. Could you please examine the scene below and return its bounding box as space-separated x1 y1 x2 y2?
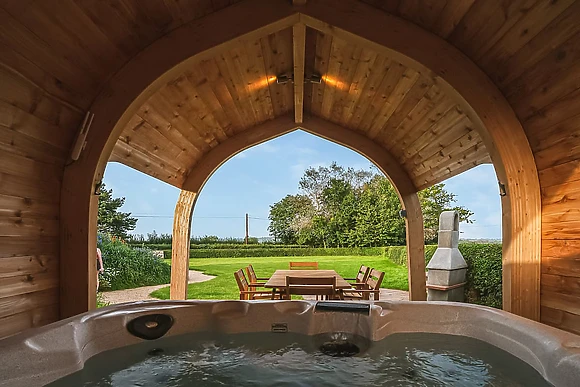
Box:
0 301 579 386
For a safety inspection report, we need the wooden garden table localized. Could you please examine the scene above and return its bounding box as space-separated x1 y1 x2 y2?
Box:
264 270 352 296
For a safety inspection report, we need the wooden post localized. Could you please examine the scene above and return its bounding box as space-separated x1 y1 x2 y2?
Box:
170 190 196 300
245 213 249 244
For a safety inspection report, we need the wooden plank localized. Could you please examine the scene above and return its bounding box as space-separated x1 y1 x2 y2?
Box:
310 30 333 116
540 290 580 316
197 58 247 133
539 160 580 188
0 66 83 131
542 220 580 240
446 0 500 54
542 239 580 259
523 87 580 138
0 255 55 279
0 269 59 299
494 0 580 87
292 23 306 123
328 45 363 125
0 304 58 338
339 48 378 126
541 306 580 336
0 288 58 319
542 182 580 206
0 144 63 183
0 171 60 203
368 70 426 140
430 0 475 39
506 31 580 120
260 32 288 117
385 85 449 150
542 257 580 278
347 55 390 129
357 60 406 133
527 112 580 153
0 215 59 238
320 37 352 119
0 236 58 259
170 190 196 300
0 193 59 219
303 26 317 116
397 0 448 31
0 124 67 166
534 135 580 172
541 273 580 298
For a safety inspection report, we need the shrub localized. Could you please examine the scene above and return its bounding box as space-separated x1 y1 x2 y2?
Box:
98 235 171 291
185 247 386 258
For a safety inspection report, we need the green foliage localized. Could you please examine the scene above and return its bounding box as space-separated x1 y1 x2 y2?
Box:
96 292 110 308
150 255 409 300
459 243 503 308
418 184 474 243
98 235 171 291
268 163 473 246
97 183 138 240
383 243 502 308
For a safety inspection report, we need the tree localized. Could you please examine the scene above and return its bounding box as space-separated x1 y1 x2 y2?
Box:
419 184 474 243
268 163 474 246
97 183 138 239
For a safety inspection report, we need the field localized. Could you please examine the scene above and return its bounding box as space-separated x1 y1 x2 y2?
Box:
150 256 408 300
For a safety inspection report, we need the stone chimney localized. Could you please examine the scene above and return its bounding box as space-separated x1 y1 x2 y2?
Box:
426 210 467 302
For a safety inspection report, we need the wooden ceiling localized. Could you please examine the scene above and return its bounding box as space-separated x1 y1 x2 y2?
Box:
111 23 489 191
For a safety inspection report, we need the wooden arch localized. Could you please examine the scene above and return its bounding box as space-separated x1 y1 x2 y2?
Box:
60 0 540 320
170 114 426 301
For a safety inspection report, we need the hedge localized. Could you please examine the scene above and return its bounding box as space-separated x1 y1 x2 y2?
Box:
161 247 387 259
128 243 309 250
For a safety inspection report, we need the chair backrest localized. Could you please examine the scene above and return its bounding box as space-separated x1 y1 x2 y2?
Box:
246 265 258 283
285 276 336 297
289 261 319 270
234 269 249 292
366 269 385 291
356 265 371 283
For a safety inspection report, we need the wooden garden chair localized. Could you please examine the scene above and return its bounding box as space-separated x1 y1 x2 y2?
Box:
342 269 385 301
234 269 277 300
284 276 339 300
345 265 370 289
289 261 319 270
245 264 269 290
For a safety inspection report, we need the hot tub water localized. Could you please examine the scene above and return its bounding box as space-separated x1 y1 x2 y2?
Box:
49 331 551 386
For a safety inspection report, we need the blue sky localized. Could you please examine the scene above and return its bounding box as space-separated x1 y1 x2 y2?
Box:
103 130 502 240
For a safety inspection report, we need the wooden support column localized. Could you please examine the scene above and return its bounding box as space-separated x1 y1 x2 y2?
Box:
170 190 197 300
292 22 306 123
301 115 426 300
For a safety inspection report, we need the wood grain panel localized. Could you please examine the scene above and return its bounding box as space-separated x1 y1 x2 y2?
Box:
0 304 58 338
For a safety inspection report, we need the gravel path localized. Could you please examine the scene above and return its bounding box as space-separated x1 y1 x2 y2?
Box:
100 270 215 305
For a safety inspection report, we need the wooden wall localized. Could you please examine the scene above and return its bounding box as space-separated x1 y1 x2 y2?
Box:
0 65 82 337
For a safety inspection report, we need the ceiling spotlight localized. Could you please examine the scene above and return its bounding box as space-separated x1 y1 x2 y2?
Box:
305 73 322 84
276 74 293 84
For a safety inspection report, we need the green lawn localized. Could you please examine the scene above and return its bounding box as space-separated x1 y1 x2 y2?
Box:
150 256 408 300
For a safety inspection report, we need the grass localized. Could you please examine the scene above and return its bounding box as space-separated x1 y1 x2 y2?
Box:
150 256 408 300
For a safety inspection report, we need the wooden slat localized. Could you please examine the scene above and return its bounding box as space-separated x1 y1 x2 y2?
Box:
493 0 580 87
0 268 59 299
542 257 580 278
542 273 580 297
0 66 83 131
0 193 59 220
538 160 580 188
0 304 58 338
542 239 580 258
0 236 58 259
542 220 580 240
527 112 580 154
541 306 580 335
523 86 580 135
328 45 363 125
430 0 475 39
397 0 448 31
0 215 59 238
292 23 306 123
367 66 425 140
0 171 60 203
310 30 333 116
0 288 58 319
357 60 406 132
0 255 55 279
338 48 378 126
540 290 580 316
534 135 580 172
303 26 317 115
320 38 353 118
